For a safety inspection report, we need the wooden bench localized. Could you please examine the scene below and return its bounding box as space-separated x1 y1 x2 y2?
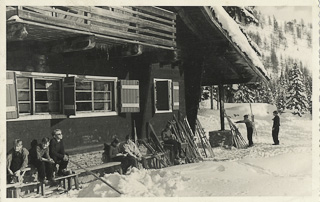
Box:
7 181 42 198
7 173 80 198
74 162 122 180
55 173 79 191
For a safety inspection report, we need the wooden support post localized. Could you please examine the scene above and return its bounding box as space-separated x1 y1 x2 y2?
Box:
74 175 79 190
40 183 45 196
63 179 66 189
218 83 225 131
210 86 213 110
68 178 72 190
216 86 219 110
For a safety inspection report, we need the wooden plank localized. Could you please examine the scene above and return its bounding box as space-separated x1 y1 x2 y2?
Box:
90 7 176 33
106 6 176 25
24 6 90 21
74 162 121 174
90 16 176 39
134 7 176 20
18 10 175 47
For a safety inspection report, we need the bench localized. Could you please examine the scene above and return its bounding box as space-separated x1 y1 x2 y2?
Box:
7 173 80 198
74 162 122 183
7 181 41 198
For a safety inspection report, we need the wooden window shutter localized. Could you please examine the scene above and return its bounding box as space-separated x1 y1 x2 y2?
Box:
63 77 76 116
6 72 19 119
120 80 140 113
172 81 179 110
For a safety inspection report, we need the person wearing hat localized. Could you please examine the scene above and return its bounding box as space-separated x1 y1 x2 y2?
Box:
235 115 254 147
161 121 182 159
272 111 280 145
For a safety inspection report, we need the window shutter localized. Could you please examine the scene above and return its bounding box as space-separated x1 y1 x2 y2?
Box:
63 77 76 115
172 81 179 110
120 80 140 113
6 72 19 119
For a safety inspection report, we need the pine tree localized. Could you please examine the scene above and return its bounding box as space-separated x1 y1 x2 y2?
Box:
306 31 312 48
286 64 309 116
273 15 278 31
296 26 301 39
270 47 278 72
276 70 287 113
268 15 272 26
233 84 255 103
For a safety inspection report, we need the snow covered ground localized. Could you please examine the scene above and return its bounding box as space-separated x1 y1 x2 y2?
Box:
57 102 313 199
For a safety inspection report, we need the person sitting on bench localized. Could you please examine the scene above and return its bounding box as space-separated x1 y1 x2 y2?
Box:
7 139 29 184
109 137 137 174
121 135 142 169
29 138 56 185
162 121 182 159
49 129 69 176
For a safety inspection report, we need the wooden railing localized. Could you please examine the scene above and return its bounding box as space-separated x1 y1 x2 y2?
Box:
15 6 176 48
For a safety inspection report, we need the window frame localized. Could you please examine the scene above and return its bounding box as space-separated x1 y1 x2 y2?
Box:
153 78 172 113
6 70 67 121
69 74 118 117
15 71 66 116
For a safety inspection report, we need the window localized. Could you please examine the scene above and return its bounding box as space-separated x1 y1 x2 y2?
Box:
6 71 139 120
16 75 63 115
75 79 115 112
154 78 172 113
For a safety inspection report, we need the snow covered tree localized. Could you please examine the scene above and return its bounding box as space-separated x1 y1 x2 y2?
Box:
270 47 278 72
233 84 255 103
276 70 288 113
273 15 278 31
286 64 309 116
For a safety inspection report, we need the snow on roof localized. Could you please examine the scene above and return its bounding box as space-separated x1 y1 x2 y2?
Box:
209 6 269 78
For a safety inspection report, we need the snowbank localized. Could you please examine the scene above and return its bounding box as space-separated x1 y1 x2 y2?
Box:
77 168 187 197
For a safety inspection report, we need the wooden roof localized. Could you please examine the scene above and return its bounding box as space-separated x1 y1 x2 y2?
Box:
175 7 269 85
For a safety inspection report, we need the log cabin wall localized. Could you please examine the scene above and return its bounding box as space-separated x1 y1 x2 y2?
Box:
6 47 186 153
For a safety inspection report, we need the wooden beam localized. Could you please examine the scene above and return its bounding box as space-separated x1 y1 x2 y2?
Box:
218 83 225 131
50 35 95 53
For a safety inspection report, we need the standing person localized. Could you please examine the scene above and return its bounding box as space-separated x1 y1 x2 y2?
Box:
122 135 142 169
29 138 56 184
109 137 136 174
235 115 254 147
272 111 280 145
49 129 69 176
161 121 182 159
7 139 29 183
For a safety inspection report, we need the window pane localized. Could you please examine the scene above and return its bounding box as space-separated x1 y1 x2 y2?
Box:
35 103 60 113
35 91 60 101
17 78 29 89
19 103 30 113
76 92 92 100
35 80 59 90
76 81 91 90
18 91 30 101
94 81 111 91
94 92 111 101
156 81 169 110
94 102 111 110
76 102 92 111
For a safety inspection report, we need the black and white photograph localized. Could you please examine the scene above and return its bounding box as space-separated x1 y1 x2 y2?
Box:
2 1 319 201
